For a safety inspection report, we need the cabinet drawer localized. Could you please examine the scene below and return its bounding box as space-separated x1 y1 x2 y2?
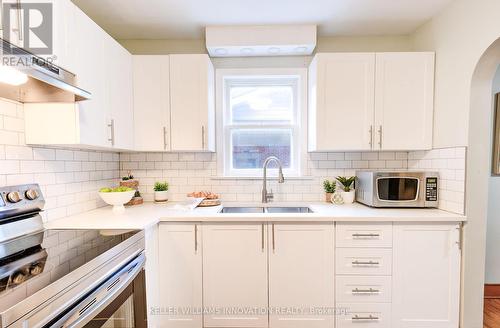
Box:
336 248 392 275
336 223 392 248
336 276 391 303
337 303 391 328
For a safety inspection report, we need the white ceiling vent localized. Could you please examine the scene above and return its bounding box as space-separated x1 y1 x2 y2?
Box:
205 25 316 57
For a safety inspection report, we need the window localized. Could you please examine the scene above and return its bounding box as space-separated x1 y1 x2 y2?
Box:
217 69 306 177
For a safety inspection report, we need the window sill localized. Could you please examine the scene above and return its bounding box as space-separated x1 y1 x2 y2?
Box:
211 176 314 181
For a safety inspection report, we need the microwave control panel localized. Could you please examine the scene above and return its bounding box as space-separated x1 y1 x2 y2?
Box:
425 177 438 201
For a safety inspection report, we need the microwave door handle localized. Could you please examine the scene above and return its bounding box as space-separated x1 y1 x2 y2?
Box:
52 253 146 328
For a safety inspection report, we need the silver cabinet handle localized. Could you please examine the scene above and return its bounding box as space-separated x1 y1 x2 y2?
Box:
201 126 205 150
352 233 380 238
352 314 379 321
272 223 275 252
163 126 168 150
107 119 115 146
352 288 380 294
261 223 264 252
352 260 379 266
194 224 198 252
16 0 22 41
0 1 4 32
369 125 373 148
378 125 382 148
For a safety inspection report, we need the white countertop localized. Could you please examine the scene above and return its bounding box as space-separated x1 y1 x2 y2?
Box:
44 202 466 230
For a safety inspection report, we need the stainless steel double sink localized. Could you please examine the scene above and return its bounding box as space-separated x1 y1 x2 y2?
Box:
220 206 314 214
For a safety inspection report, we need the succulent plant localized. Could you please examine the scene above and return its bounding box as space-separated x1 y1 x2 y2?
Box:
154 181 169 192
323 180 337 193
336 176 356 192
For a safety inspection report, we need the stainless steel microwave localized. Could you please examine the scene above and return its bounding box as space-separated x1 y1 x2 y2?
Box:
355 170 439 208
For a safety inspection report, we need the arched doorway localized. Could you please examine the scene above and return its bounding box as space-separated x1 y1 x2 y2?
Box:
464 37 500 327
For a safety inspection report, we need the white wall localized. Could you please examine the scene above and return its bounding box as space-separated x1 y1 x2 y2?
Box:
119 35 413 54
412 0 500 148
486 65 500 283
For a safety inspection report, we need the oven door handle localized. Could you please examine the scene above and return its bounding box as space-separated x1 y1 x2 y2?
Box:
50 252 146 328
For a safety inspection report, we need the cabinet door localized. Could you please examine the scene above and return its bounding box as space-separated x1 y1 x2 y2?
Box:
72 6 109 147
158 223 202 328
308 53 375 151
392 223 461 328
269 223 334 328
203 223 268 327
106 37 134 150
51 0 76 71
133 55 170 151
374 52 434 150
170 54 215 152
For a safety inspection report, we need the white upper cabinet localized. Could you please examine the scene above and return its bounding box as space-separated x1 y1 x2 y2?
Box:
269 223 334 328
24 2 134 150
392 223 461 328
133 55 171 151
170 54 215 152
308 52 434 152
308 53 375 151
68 4 109 148
374 52 435 151
202 223 268 327
158 223 202 328
105 34 134 150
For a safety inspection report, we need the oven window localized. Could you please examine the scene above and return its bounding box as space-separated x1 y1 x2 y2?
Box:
377 178 419 201
99 295 135 328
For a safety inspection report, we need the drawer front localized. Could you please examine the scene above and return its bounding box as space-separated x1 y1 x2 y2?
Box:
336 248 392 275
336 276 392 303
336 223 393 248
337 303 391 328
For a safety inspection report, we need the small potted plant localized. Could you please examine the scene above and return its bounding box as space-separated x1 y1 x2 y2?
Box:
336 176 356 204
323 180 337 202
153 181 169 203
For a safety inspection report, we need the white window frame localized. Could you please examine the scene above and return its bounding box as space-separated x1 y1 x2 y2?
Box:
216 68 308 177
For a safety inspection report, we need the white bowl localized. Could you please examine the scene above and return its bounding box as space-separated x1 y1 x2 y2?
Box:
98 190 135 212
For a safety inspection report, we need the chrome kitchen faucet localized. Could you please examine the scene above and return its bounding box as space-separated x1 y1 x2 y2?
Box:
262 156 285 203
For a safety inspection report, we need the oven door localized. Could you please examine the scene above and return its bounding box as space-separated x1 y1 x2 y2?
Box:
47 253 147 328
376 176 421 205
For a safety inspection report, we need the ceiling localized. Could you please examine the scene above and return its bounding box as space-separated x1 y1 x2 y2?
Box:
72 0 454 40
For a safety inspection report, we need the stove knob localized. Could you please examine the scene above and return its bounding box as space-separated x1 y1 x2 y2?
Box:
30 264 43 275
11 272 26 285
25 189 39 200
6 191 21 203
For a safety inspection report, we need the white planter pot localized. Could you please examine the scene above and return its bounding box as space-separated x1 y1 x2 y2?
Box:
154 190 169 202
341 190 356 204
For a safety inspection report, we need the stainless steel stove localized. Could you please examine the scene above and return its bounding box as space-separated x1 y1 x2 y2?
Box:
0 185 147 328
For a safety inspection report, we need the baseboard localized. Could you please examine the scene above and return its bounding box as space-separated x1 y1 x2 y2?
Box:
485 284 500 298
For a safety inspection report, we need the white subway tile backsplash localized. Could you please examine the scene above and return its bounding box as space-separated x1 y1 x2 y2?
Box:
408 147 466 214
5 146 33 160
0 130 20 145
33 148 56 160
3 116 24 132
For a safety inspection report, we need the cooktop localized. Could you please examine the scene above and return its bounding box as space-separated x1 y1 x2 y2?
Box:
0 228 140 312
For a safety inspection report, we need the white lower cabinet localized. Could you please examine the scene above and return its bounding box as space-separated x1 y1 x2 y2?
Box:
268 223 334 328
392 223 461 328
158 223 202 328
202 223 269 327
157 221 461 328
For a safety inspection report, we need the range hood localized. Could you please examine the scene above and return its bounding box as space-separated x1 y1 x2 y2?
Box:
0 39 91 103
